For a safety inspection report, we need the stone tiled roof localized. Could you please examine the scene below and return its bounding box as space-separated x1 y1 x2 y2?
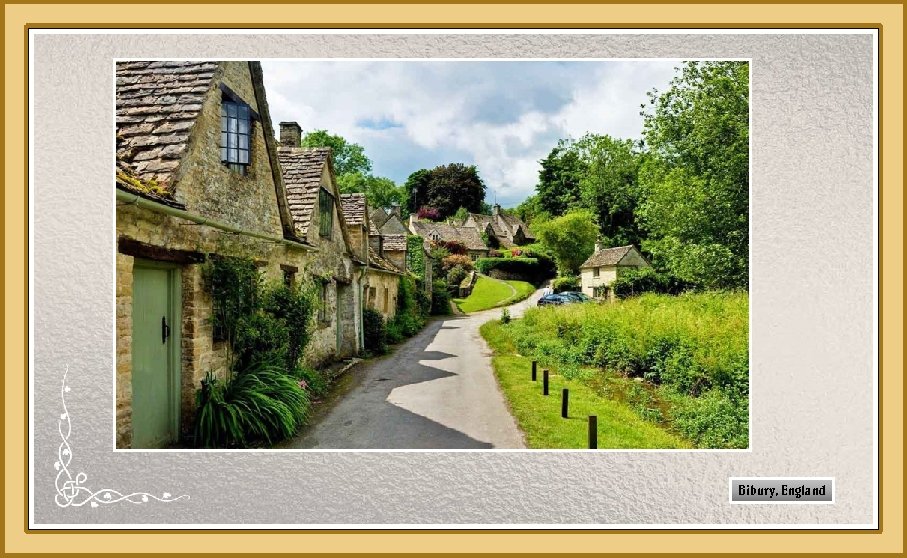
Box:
369 207 389 229
115 61 219 194
410 220 488 251
340 193 366 226
499 213 535 240
382 233 408 251
368 246 403 274
278 147 331 235
580 245 635 268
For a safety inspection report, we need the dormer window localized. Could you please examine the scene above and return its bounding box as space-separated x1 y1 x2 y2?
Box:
430 231 441 242
221 97 251 173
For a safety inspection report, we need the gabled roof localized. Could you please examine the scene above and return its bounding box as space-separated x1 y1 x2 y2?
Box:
368 247 404 275
277 147 332 235
498 212 535 240
115 61 219 193
379 214 408 235
369 206 390 229
382 234 408 251
410 220 488 251
580 245 637 268
340 193 366 226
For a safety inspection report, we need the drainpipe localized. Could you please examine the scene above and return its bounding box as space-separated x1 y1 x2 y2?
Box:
116 189 311 250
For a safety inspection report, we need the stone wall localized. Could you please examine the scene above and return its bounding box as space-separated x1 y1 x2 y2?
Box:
384 249 406 272
115 252 134 449
364 269 399 321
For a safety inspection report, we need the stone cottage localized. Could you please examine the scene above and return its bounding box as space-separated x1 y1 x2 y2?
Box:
462 203 535 248
276 140 366 364
115 61 362 449
341 193 403 321
408 218 489 261
579 244 650 299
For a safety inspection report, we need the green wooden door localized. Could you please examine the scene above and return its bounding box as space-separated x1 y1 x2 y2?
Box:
131 263 180 448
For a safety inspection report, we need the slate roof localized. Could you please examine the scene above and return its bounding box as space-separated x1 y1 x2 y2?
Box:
410 220 488 251
115 61 219 194
382 233 408 251
340 193 366 226
278 147 332 235
499 213 536 240
369 207 390 229
368 246 403 274
580 245 636 268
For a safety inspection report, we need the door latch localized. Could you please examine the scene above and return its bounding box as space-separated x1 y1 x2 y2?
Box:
161 316 170 344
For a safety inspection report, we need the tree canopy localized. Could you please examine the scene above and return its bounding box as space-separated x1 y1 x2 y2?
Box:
301 129 372 177
404 163 486 220
533 209 599 276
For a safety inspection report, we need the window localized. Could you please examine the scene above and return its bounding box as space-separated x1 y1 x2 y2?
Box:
593 267 600 278
470 253 479 261
281 264 298 286
221 97 251 172
319 188 333 238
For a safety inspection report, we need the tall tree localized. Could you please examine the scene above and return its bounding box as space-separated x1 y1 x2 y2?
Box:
404 163 486 219
535 140 586 217
637 61 749 289
337 172 405 209
534 209 599 276
300 129 372 176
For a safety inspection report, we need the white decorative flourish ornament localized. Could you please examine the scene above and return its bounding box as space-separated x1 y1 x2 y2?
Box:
54 367 189 508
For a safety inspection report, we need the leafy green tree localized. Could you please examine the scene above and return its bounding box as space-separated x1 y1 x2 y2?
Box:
534 209 599 276
451 206 469 224
337 172 404 209
637 61 749 289
301 129 371 177
404 164 486 219
576 134 644 247
535 140 586 217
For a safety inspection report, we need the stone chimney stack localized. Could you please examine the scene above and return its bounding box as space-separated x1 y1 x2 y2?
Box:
390 202 401 218
594 240 602 252
492 203 501 216
279 121 302 147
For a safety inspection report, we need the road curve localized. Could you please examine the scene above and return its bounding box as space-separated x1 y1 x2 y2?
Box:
281 290 543 449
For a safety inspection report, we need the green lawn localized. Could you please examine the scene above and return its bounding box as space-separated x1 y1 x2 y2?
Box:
480 320 690 449
453 275 536 313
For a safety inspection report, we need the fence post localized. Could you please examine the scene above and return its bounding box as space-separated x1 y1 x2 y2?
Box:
562 389 569 418
588 415 598 449
543 370 549 396
531 360 537 382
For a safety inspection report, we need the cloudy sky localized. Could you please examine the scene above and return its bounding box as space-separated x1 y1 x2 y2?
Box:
262 60 679 208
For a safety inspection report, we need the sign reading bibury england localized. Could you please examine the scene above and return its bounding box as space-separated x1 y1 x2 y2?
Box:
730 478 834 503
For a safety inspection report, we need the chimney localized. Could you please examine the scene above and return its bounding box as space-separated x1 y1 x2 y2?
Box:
390 202 401 218
492 203 501 216
594 240 602 252
279 121 301 147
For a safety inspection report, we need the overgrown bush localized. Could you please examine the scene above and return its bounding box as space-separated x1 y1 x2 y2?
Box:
551 275 580 292
500 308 511 324
446 265 468 289
434 239 467 255
610 267 690 298
431 280 452 315
386 275 427 344
363 307 388 355
474 256 554 283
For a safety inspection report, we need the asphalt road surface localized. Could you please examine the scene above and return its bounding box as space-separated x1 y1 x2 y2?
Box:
282 290 543 449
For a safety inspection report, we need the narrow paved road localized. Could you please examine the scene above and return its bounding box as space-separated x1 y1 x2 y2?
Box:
281 290 543 449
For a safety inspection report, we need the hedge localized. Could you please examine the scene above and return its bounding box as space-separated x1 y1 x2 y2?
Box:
474 256 555 283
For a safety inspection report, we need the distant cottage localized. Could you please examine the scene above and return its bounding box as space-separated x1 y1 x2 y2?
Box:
463 204 535 248
579 244 650 299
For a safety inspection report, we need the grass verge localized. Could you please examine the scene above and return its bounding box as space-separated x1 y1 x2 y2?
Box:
481 320 690 449
453 275 536 313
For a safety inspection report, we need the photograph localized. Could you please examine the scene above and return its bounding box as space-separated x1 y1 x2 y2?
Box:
115 58 750 451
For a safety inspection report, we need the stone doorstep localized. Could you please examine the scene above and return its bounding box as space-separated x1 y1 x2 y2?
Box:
323 357 363 382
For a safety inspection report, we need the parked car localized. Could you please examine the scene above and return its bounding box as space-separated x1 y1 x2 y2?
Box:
559 291 592 302
537 293 568 306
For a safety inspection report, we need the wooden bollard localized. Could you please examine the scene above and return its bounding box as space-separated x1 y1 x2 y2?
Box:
561 388 569 418
531 360 537 381
588 415 598 449
543 369 549 395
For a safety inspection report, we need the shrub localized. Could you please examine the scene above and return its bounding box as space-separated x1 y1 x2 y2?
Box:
474 256 554 283
417 206 442 221
363 308 388 355
430 280 451 315
386 275 426 343
405 235 426 278
551 275 579 292
500 308 511 324
446 265 468 289
611 267 690 298
434 239 467 255
293 363 329 398
488 249 503 258
442 254 474 273
193 360 309 449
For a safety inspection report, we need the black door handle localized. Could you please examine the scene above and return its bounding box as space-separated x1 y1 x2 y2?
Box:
162 316 170 344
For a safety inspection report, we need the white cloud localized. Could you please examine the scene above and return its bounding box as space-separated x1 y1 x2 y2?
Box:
261 60 678 206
